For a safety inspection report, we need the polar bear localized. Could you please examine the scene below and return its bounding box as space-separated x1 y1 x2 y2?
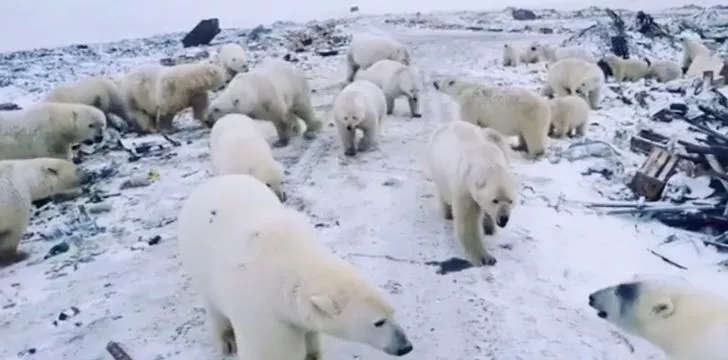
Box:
686 53 725 78
547 95 590 138
0 102 106 161
177 173 414 359
346 34 411 83
645 59 682 82
332 79 387 157
209 114 286 202
0 158 81 265
523 42 596 64
118 62 226 133
216 43 249 81
207 60 322 147
426 120 516 266
355 59 422 118
502 44 522 67
433 77 550 157
544 58 604 110
597 54 650 82
681 36 712 74
44 75 132 126
589 279 728 360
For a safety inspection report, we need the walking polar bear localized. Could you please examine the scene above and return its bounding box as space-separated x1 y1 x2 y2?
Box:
522 42 596 64
355 59 422 118
346 34 411 83
206 60 322 147
426 121 517 266
589 279 728 360
597 54 650 82
0 158 81 265
118 63 226 133
502 44 523 67
44 75 131 125
177 174 414 359
332 79 387 156
543 58 605 110
0 102 106 161
433 77 550 157
548 95 590 138
209 114 286 202
645 59 682 83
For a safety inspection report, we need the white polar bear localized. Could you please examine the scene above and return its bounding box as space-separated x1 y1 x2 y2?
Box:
597 54 650 82
681 36 712 74
426 120 517 266
523 42 596 64
209 114 286 202
433 77 550 157
502 44 522 67
346 34 411 83
686 53 725 78
44 75 132 126
589 279 728 360
332 79 387 157
548 95 590 138
544 58 604 110
0 158 81 265
118 62 226 133
216 43 249 81
0 102 106 161
355 59 422 118
645 59 682 82
206 60 322 148
177 173 414 359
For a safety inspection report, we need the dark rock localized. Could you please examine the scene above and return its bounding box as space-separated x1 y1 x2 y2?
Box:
44 242 69 259
316 49 339 57
247 25 272 42
0 102 21 111
181 18 221 48
282 53 299 62
539 27 554 34
350 6 359 12
512 8 537 21
611 35 629 58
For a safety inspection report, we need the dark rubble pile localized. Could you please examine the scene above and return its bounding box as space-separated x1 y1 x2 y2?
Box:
284 20 351 56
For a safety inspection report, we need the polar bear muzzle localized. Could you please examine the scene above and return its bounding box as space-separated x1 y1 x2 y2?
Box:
589 282 640 321
383 324 413 356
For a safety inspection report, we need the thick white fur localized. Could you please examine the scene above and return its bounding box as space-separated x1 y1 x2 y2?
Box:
217 43 249 81
209 114 286 202
433 77 550 157
686 54 725 78
207 60 322 147
502 44 522 67
177 174 413 359
646 60 682 82
681 37 711 73
346 34 411 83
0 158 80 264
355 59 422 117
548 95 590 138
44 75 131 124
601 54 650 82
523 42 596 63
426 121 517 266
589 279 728 360
332 79 387 156
545 58 605 110
117 64 164 132
0 102 106 161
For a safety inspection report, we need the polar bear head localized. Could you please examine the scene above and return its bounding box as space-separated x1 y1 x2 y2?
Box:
589 279 728 358
250 160 286 202
432 77 478 98
468 163 516 228
522 41 541 63
309 284 413 356
61 104 106 144
333 93 368 132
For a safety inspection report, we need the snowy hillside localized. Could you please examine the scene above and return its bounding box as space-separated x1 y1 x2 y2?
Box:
1 4 728 360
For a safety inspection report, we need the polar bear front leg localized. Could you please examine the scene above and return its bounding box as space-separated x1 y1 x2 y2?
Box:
452 196 497 266
0 228 28 266
482 213 496 235
234 320 307 360
357 121 379 152
385 95 396 115
270 111 295 148
346 52 360 83
204 300 237 355
408 95 422 118
304 332 321 360
190 91 211 126
587 88 601 110
292 98 323 140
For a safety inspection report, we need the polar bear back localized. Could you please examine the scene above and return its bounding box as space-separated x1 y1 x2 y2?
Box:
44 76 116 104
119 64 165 115
356 59 414 95
547 58 603 94
457 85 548 136
334 79 387 119
209 114 278 181
349 34 409 70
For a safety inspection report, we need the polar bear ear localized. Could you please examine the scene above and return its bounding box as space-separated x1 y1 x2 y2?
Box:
233 99 239 106
310 294 341 317
651 298 675 318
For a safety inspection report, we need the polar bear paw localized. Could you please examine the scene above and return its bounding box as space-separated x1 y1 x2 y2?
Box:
219 328 237 355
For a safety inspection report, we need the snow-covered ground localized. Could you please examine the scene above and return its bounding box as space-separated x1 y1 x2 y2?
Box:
1 5 728 360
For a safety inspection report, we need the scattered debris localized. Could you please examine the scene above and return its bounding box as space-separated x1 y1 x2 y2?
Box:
120 175 152 190
44 242 69 259
629 148 679 201
350 6 359 13
106 341 133 360
0 102 21 111
181 18 220 48
160 50 210 66
511 8 537 21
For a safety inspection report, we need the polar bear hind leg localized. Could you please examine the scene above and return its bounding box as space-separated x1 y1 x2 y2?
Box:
204 299 237 355
130 109 157 133
292 95 323 139
518 119 548 156
304 332 322 360
452 196 496 266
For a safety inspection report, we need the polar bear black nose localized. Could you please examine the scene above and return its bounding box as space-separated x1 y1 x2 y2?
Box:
496 215 509 227
346 125 353 131
588 294 595 306
432 82 439 89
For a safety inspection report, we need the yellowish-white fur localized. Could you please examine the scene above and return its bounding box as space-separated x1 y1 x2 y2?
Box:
355 59 422 117
346 34 411 83
548 95 590 138
332 79 387 156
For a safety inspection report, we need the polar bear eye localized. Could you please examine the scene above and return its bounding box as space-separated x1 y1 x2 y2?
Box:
88 123 95 128
265 183 272 188
373 319 386 327
492 199 499 204
447 80 455 86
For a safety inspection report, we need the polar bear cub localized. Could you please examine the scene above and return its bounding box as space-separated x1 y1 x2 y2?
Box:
597 54 650 82
332 79 387 156
0 102 106 161
44 75 131 125
548 95 590 138
355 59 422 118
433 77 550 157
681 36 712 74
589 279 728 360
209 114 286 202
206 60 322 147
502 44 522 67
177 174 414 359
544 58 605 110
0 158 81 265
346 34 411 83
427 121 516 266
216 43 249 81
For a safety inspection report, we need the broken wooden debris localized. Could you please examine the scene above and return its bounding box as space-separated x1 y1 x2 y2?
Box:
628 147 679 201
181 18 220 48
106 341 133 360
604 8 629 58
634 11 671 38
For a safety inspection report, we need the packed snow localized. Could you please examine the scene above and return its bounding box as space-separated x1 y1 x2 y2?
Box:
1 4 728 360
